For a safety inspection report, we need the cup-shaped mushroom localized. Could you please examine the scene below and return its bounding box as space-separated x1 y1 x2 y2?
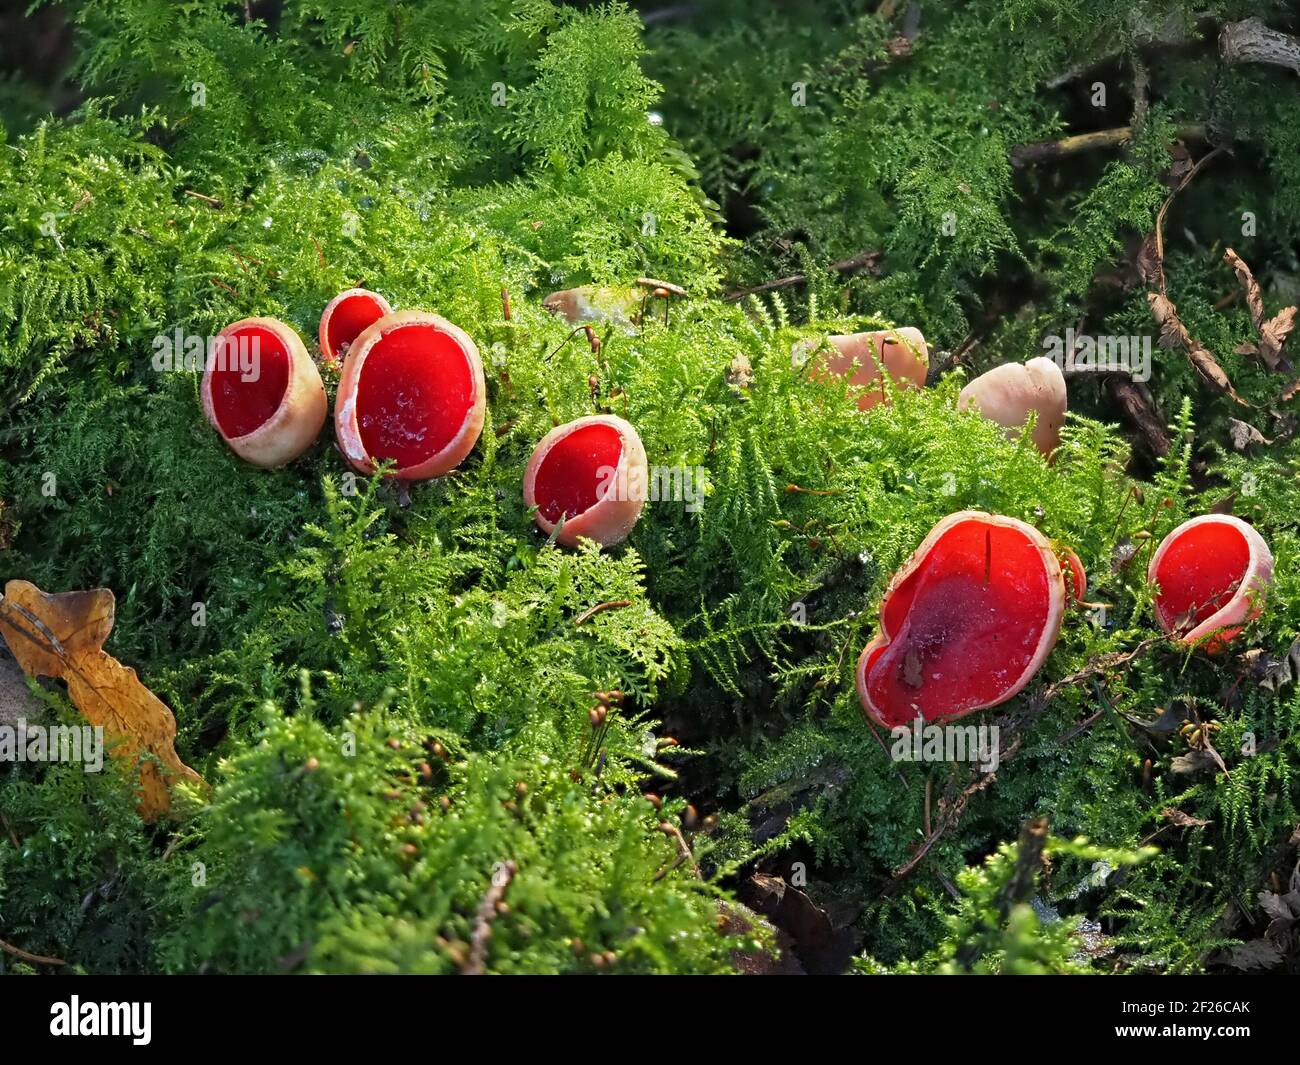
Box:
319 288 393 365
1061 548 1087 606
857 511 1067 728
957 356 1067 456
542 286 641 328
334 310 486 480
1147 514 1273 652
201 316 327 468
523 415 648 548
796 327 929 410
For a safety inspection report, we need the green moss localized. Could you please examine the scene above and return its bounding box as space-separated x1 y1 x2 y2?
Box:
3 0 1300 974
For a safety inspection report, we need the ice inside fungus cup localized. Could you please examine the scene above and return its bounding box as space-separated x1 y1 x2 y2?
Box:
856 511 1067 729
957 356 1068 457
1147 514 1273 652
334 310 486 480
319 288 393 365
201 316 327 468
523 415 648 548
794 327 929 411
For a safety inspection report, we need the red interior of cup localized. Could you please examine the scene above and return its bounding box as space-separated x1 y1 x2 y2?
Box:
863 519 1053 726
355 324 475 470
326 293 388 359
210 325 291 439
533 423 624 524
1153 521 1250 631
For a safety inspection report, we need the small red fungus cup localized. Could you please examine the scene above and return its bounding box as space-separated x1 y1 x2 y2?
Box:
319 288 393 365
856 511 1067 729
523 414 648 548
797 327 929 411
957 356 1067 457
201 316 327 468
1061 548 1087 606
334 310 486 481
1147 514 1273 652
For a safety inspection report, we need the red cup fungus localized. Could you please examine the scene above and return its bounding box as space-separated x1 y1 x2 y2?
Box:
957 356 1067 457
1061 547 1087 606
523 414 648 548
857 511 1067 728
201 316 327 468
319 288 393 365
1147 514 1273 652
334 309 486 480
795 327 929 411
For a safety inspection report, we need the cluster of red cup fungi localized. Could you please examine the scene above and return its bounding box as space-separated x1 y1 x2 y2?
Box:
784 323 1270 726
202 291 647 548
201 297 1276 728
856 508 1273 729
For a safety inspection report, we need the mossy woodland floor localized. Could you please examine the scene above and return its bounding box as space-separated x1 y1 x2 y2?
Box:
1 0 1300 974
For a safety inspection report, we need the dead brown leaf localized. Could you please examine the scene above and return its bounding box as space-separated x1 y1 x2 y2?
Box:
1148 292 1248 405
1161 807 1212 829
1170 748 1223 776
1225 248 1297 372
1228 417 1269 450
1218 938 1284 971
0 580 204 821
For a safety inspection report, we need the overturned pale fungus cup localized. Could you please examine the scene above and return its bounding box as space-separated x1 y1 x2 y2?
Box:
334 310 486 480
857 511 1067 728
796 327 929 410
523 414 648 548
542 286 642 329
957 356 1067 457
201 316 327 468
1147 514 1273 652
319 288 392 365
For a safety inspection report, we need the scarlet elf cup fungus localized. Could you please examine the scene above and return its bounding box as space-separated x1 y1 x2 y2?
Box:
318 288 393 364
1061 548 1087 606
201 316 327 468
1148 514 1273 652
957 356 1068 457
856 511 1067 729
523 415 648 548
794 327 929 410
334 310 486 480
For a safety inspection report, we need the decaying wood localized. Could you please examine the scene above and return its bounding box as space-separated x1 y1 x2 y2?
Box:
1220 18 1300 76
1107 378 1171 458
1010 123 1204 168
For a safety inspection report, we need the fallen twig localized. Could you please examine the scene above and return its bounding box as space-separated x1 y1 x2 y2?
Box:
0 935 66 967
183 189 224 209
1139 145 1247 404
653 821 701 882
723 250 882 303
573 599 633 626
1011 123 1204 168
462 860 517 975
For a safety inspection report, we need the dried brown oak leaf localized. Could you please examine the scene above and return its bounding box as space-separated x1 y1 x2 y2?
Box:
0 580 204 820
1224 247 1297 373
1148 292 1248 405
